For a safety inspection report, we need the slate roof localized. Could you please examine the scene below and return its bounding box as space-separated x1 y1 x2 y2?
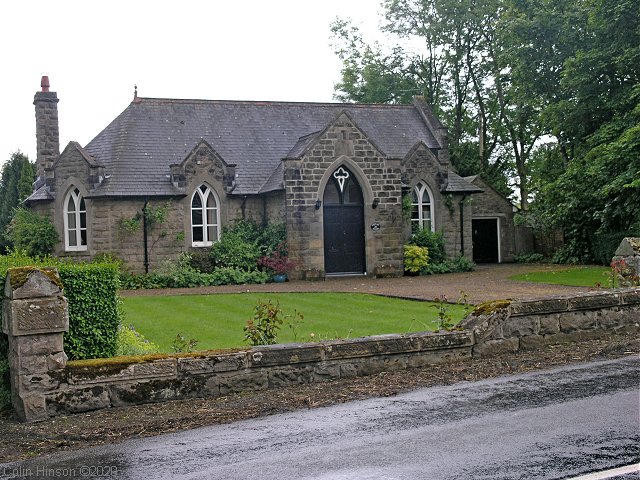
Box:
82 98 443 197
445 171 484 194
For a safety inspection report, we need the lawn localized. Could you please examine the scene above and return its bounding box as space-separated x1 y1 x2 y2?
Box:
121 292 470 352
509 265 611 287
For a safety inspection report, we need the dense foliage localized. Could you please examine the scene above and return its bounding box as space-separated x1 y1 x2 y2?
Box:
116 324 159 356
5 208 59 257
405 229 475 275
332 0 640 262
403 245 430 273
0 152 36 253
58 262 121 360
119 263 269 289
122 219 285 288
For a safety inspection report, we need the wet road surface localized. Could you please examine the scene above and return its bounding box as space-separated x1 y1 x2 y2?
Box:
2 357 638 479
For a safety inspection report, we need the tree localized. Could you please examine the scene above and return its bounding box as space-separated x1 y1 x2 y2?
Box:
5 208 59 257
526 0 640 261
0 152 36 252
331 0 517 199
332 0 639 260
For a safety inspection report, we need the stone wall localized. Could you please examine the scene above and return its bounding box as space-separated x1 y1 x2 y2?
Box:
4 267 639 422
401 143 469 259
284 113 406 279
467 177 517 262
460 290 640 357
45 331 474 418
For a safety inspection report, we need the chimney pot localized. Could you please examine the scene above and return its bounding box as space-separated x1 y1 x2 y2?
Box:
41 75 50 92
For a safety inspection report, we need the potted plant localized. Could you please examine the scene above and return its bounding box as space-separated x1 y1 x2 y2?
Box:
258 241 294 282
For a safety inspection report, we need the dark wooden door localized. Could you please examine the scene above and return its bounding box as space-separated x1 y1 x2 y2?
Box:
323 167 365 274
472 219 499 263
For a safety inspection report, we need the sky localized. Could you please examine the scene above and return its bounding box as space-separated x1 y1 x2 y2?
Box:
0 0 387 166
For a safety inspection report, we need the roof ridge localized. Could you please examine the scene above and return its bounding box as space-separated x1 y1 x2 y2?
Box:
134 97 417 108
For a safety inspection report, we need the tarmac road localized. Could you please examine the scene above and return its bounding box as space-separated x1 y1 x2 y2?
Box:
1 357 638 480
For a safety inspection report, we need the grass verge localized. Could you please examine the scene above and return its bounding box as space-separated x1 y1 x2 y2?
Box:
121 292 470 352
509 265 611 287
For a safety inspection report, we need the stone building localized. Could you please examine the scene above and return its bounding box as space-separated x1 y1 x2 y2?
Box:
464 176 518 263
27 76 517 277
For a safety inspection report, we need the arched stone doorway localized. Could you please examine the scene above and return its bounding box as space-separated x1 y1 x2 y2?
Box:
323 166 366 274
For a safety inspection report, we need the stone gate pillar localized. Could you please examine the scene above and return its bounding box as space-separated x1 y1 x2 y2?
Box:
1 267 68 422
612 237 640 286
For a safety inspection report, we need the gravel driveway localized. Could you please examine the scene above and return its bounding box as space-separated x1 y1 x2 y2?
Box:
122 264 592 304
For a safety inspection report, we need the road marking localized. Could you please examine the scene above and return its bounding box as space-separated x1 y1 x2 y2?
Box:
566 463 640 480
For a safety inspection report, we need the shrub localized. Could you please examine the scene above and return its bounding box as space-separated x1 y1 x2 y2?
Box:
205 267 269 286
5 208 59 256
244 300 286 346
188 249 215 273
171 334 199 353
514 252 545 263
119 266 269 290
209 219 287 270
256 222 287 255
243 299 303 346
409 229 446 264
210 230 261 270
258 241 294 275
451 255 475 272
116 324 159 356
552 239 590 264
404 245 430 273
421 255 475 275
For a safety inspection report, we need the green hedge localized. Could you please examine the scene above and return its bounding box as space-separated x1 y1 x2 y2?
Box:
58 263 121 360
119 267 269 290
0 254 121 413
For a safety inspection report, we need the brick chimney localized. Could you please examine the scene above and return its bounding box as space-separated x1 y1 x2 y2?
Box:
33 75 60 185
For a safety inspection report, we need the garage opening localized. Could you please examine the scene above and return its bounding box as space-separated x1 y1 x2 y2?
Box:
472 218 500 263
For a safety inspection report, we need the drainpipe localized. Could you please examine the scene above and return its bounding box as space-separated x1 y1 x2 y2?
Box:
240 195 248 219
262 195 268 228
459 195 467 256
143 199 149 273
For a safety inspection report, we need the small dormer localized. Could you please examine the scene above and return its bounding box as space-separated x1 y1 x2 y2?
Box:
170 140 236 193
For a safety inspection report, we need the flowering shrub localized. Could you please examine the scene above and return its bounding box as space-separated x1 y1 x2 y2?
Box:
610 258 640 287
258 241 294 275
244 300 285 346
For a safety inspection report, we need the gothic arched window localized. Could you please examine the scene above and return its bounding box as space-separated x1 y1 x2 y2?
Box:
411 182 435 231
191 185 220 246
64 187 87 251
